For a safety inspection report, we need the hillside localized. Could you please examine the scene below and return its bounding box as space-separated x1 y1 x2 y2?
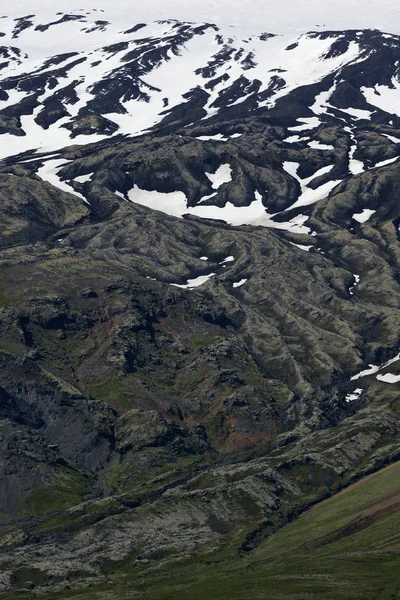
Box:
0 7 399 598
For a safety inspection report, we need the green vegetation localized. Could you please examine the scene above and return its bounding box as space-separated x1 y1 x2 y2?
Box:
104 453 202 493
187 333 219 352
16 460 400 600
24 470 90 516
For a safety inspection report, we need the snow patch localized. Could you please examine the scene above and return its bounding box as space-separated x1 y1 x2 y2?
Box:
339 107 374 120
37 159 89 204
128 187 188 218
285 135 303 143
308 140 334 150
283 161 339 210
287 117 321 132
349 274 360 295
290 243 313 251
232 279 247 288
345 388 363 402
362 80 400 117
351 352 400 381
206 163 232 189
376 373 400 384
171 273 216 289
351 364 380 380
352 208 376 223
195 133 242 142
74 173 93 183
382 133 400 144
374 156 399 168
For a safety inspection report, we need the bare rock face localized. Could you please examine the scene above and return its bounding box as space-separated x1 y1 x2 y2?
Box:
0 9 399 597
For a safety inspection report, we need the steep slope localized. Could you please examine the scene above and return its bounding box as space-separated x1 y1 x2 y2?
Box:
65 460 399 600
0 9 399 599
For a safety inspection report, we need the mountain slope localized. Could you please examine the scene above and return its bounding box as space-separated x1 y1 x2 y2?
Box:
24 460 400 600
0 9 399 599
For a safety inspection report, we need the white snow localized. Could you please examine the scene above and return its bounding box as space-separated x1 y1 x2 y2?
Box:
232 279 247 288
17 153 61 164
373 156 399 168
351 364 380 380
347 129 365 175
206 164 233 189
74 173 93 183
376 373 400 384
349 274 360 295
382 133 400 144
256 37 360 111
197 192 218 204
345 388 363 402
128 187 188 218
352 208 376 223
220 256 235 264
308 141 334 150
349 157 364 175
310 85 336 115
361 80 400 117
0 7 395 164
199 256 209 261
196 134 227 142
190 196 273 226
339 107 374 120
287 117 321 132
290 243 313 251
0 112 108 161
126 185 305 233
283 162 340 210
283 161 301 179
36 159 89 203
195 133 242 142
171 273 216 288
285 135 303 143
351 352 400 381
2 0 400 36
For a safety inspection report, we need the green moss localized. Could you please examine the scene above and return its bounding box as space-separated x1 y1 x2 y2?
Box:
88 372 134 411
207 412 224 443
24 462 400 600
0 339 26 357
35 497 121 535
104 454 202 493
0 267 13 306
187 333 219 352
24 470 90 516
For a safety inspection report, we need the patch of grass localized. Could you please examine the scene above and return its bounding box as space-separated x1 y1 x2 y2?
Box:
104 453 202 493
88 372 134 411
207 412 225 444
179 364 211 388
24 470 90 516
34 496 121 535
187 333 219 352
0 339 26 357
23 460 400 600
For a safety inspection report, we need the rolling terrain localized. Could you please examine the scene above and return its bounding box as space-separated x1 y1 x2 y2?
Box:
0 7 399 598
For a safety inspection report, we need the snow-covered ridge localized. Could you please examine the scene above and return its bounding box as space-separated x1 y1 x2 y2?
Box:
0 12 399 162
1 11 400 237
1 0 399 36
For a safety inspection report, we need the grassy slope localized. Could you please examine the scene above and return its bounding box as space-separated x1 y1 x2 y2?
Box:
32 460 400 600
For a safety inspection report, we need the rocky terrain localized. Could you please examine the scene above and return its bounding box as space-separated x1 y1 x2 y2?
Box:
0 9 399 598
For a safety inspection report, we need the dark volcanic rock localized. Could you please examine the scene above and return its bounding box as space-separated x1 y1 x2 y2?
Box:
0 14 399 598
